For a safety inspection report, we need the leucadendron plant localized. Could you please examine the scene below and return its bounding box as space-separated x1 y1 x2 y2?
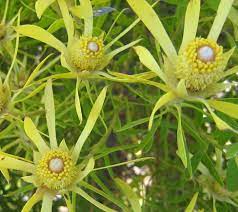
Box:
16 0 140 79
126 0 238 169
0 80 114 211
0 79 146 212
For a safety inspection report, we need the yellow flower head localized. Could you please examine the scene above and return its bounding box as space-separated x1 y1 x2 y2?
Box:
66 36 105 72
16 0 140 77
176 38 224 91
0 80 113 211
36 149 77 190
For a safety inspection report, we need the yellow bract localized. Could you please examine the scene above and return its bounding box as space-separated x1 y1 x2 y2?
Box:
176 38 224 91
36 149 77 190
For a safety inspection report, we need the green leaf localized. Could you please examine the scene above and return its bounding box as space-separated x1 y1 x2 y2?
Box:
185 192 199 212
72 187 116 212
208 100 238 120
227 158 238 191
115 178 141 212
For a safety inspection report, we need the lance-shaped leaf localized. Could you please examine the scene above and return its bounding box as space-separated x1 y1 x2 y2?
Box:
24 54 52 88
22 189 45 212
76 157 95 182
24 117 50 153
41 192 54 212
134 46 166 82
149 92 176 130
71 187 116 212
201 100 237 133
44 80 57 149
208 0 234 41
207 100 238 119
0 152 35 173
176 106 191 171
185 192 199 212
57 0 74 44
35 0 55 19
15 25 66 53
115 178 141 212
180 0 200 50
72 87 107 161
127 0 177 58
70 0 93 36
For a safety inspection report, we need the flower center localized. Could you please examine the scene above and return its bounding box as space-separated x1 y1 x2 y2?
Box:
176 38 224 91
66 36 105 72
36 149 77 190
48 157 64 173
197 45 215 62
87 41 99 52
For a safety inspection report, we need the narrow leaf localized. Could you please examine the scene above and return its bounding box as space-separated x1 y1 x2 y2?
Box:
15 25 66 53
35 0 55 19
44 80 57 148
134 46 166 82
126 0 177 58
208 0 234 41
180 0 200 50
115 178 141 212
72 87 107 161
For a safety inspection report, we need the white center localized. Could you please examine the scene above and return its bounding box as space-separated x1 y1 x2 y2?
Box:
49 158 64 173
87 41 99 52
197 46 214 62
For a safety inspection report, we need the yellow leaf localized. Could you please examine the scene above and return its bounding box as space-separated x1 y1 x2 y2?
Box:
35 0 55 19
0 152 35 173
208 0 234 41
72 87 107 161
76 157 95 182
149 92 176 130
126 0 177 58
134 46 166 82
70 0 93 36
201 100 238 133
15 25 66 53
180 0 200 50
208 100 238 119
176 79 188 97
24 117 50 153
104 39 141 70
44 80 57 148
71 187 116 212
24 54 53 88
0 168 10 183
185 192 199 212
57 0 74 44
105 18 140 50
22 189 45 212
41 192 54 212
